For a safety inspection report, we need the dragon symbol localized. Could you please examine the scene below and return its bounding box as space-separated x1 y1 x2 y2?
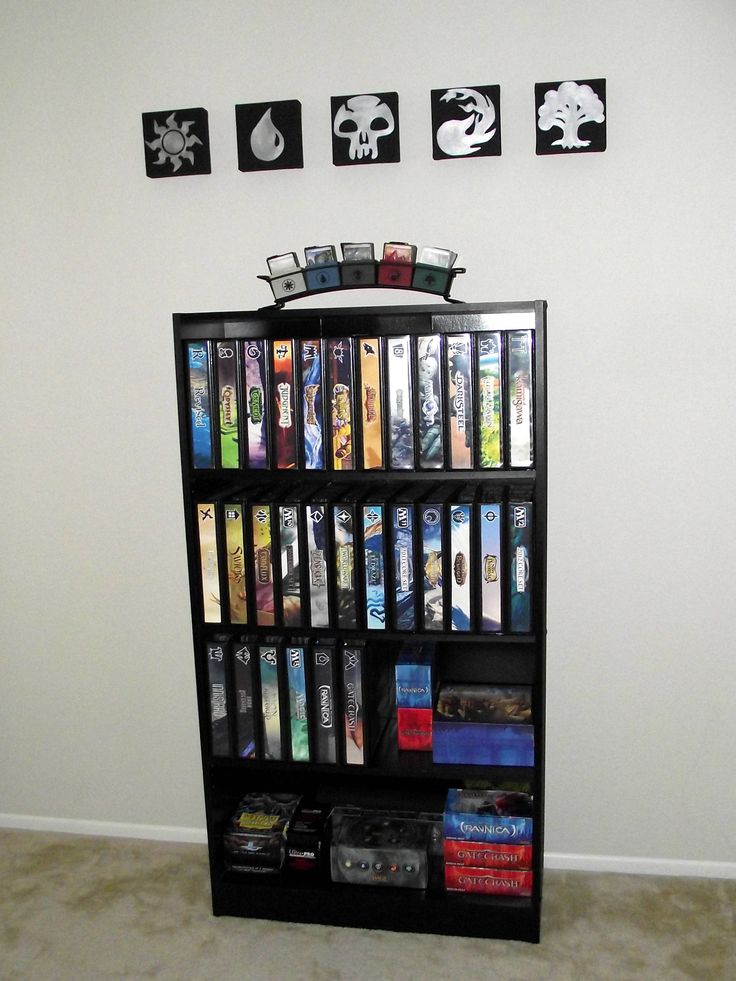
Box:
436 88 496 157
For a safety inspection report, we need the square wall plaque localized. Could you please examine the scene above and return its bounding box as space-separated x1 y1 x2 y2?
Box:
142 108 211 177
235 100 304 171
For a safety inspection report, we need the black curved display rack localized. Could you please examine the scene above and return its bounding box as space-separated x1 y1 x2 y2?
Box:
174 300 547 943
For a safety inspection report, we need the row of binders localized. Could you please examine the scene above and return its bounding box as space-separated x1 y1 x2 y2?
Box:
196 488 534 634
205 635 374 766
186 328 534 472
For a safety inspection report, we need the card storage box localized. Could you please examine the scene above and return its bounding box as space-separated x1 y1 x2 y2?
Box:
444 839 533 870
412 266 450 295
395 643 434 751
433 684 534 767
340 242 376 285
330 809 430 889
377 262 413 288
443 789 533 845
305 266 341 291
286 802 331 874
223 792 301 874
445 865 533 897
269 271 308 301
412 249 454 294
304 245 340 291
341 261 377 287
377 243 416 288
396 707 433 751
395 644 434 708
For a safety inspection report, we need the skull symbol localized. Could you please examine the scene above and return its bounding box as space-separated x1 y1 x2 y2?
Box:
333 95 395 161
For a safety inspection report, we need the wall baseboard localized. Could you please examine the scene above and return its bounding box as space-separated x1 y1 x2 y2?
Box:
0 813 207 845
2 813 734 879
544 851 736 880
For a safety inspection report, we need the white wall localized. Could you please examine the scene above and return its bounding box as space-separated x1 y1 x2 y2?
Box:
2 0 734 874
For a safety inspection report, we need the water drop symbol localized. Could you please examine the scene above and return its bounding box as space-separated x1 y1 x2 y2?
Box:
250 108 285 162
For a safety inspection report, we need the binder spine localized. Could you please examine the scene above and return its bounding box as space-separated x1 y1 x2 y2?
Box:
300 339 326 470
242 338 269 468
187 341 214 469
216 340 241 469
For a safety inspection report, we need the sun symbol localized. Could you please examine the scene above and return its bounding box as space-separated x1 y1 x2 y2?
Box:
146 113 202 172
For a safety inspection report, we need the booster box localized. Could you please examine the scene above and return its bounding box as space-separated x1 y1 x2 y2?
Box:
443 789 533 845
223 792 301 874
443 839 532 870
444 865 533 897
433 684 534 767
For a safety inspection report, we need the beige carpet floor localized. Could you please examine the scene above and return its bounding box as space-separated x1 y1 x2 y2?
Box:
1 829 733 980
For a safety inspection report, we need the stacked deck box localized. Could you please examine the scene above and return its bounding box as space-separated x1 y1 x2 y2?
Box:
395 644 434 751
443 789 534 897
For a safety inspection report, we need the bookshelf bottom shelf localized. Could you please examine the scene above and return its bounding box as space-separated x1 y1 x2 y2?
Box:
212 871 541 942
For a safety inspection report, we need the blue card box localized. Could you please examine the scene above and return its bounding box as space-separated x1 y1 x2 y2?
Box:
305 264 341 291
395 650 434 709
443 789 533 844
433 721 534 767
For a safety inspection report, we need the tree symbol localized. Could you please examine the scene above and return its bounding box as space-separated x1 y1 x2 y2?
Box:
538 81 605 149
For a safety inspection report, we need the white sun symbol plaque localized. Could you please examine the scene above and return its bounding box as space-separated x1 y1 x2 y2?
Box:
142 108 211 177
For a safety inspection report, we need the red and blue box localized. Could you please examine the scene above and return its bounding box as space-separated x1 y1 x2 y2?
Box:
443 788 534 896
395 644 434 751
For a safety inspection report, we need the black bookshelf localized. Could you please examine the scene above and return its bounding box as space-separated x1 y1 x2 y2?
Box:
174 300 547 942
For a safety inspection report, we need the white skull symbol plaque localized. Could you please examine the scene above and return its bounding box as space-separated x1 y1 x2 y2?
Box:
331 92 400 166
